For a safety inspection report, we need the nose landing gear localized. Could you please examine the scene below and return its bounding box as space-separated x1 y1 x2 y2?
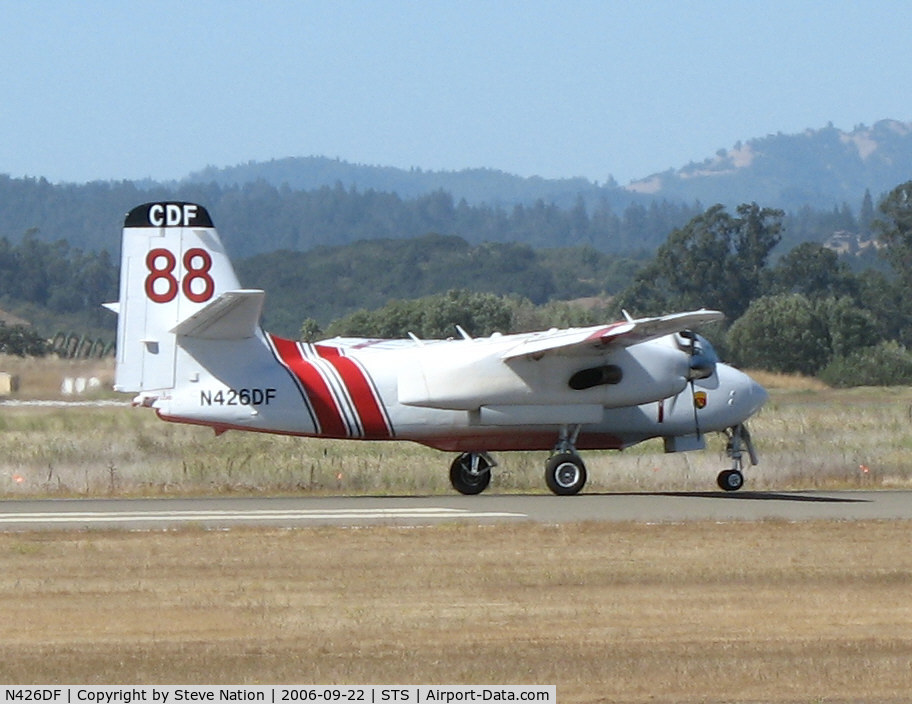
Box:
717 423 758 492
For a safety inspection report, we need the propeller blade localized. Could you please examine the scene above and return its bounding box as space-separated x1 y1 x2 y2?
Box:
690 379 702 439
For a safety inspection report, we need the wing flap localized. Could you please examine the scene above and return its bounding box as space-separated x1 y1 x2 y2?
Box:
171 289 265 340
501 309 723 360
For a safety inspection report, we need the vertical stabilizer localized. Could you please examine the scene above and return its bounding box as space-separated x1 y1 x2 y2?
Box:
113 202 242 393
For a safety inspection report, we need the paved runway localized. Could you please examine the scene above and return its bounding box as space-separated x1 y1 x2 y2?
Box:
0 491 910 531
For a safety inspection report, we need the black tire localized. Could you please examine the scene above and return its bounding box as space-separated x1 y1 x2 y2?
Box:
717 469 744 492
545 452 587 495
449 453 491 495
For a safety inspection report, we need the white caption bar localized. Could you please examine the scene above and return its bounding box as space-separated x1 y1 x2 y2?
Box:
0 686 555 704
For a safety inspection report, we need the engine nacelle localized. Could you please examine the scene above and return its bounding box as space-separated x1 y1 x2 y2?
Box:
398 338 690 412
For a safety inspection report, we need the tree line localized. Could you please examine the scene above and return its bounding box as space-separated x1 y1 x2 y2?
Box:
0 174 882 258
0 175 702 255
609 198 912 386
320 185 912 387
3 173 912 386
0 230 118 355
236 234 639 334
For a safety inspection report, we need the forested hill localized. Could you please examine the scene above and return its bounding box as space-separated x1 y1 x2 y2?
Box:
186 158 613 210
185 120 912 212
0 175 703 257
0 175 877 261
625 120 912 210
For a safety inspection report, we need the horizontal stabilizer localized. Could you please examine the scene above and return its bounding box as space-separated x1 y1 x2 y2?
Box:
502 309 724 360
171 289 265 340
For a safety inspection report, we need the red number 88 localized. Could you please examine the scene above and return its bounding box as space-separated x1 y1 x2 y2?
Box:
144 247 214 304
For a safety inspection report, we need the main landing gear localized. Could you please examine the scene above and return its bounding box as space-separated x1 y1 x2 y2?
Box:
449 425 589 496
717 423 758 492
544 425 587 495
544 453 587 495
449 452 495 495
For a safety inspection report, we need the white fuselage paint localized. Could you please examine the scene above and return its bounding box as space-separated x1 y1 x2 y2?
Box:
154 328 767 453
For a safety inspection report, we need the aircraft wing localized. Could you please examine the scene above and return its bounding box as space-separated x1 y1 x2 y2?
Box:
501 309 723 361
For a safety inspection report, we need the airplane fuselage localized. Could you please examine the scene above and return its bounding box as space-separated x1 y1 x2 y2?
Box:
150 329 766 453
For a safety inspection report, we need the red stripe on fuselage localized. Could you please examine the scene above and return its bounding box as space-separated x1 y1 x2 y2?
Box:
269 335 348 437
314 345 393 439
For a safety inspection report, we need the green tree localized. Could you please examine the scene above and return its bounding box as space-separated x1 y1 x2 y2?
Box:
860 189 875 237
874 180 912 287
616 203 783 320
325 290 513 339
727 294 830 375
14 229 50 304
772 242 857 299
419 290 513 338
299 318 323 342
817 297 879 359
855 270 910 345
820 341 912 388
508 296 606 332
867 182 912 346
0 323 49 357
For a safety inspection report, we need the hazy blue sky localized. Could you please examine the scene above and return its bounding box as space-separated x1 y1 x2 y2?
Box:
1 1 909 185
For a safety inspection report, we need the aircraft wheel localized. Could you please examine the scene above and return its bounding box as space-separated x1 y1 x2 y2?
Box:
717 469 744 492
449 453 492 495
545 452 587 496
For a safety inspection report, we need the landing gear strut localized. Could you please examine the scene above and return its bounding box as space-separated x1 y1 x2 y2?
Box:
545 425 587 496
717 423 758 492
449 452 495 495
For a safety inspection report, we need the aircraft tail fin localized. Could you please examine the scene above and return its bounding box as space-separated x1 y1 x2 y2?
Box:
111 202 258 393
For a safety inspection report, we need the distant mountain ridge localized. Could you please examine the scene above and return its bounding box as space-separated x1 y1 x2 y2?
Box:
0 119 909 259
184 119 912 211
625 119 912 209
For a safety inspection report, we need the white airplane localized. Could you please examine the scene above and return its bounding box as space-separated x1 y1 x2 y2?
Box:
108 202 768 495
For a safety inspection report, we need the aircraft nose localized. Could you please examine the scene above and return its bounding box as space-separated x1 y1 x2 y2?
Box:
731 373 768 417
716 365 768 420
750 378 769 410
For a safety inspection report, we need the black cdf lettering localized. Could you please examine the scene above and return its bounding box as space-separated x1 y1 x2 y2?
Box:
148 203 199 227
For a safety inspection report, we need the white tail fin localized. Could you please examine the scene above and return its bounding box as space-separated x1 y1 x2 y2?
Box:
113 202 254 392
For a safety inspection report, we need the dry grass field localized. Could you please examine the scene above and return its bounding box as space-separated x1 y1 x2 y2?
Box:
0 354 115 400
1 521 911 703
3 356 912 701
1 356 911 496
